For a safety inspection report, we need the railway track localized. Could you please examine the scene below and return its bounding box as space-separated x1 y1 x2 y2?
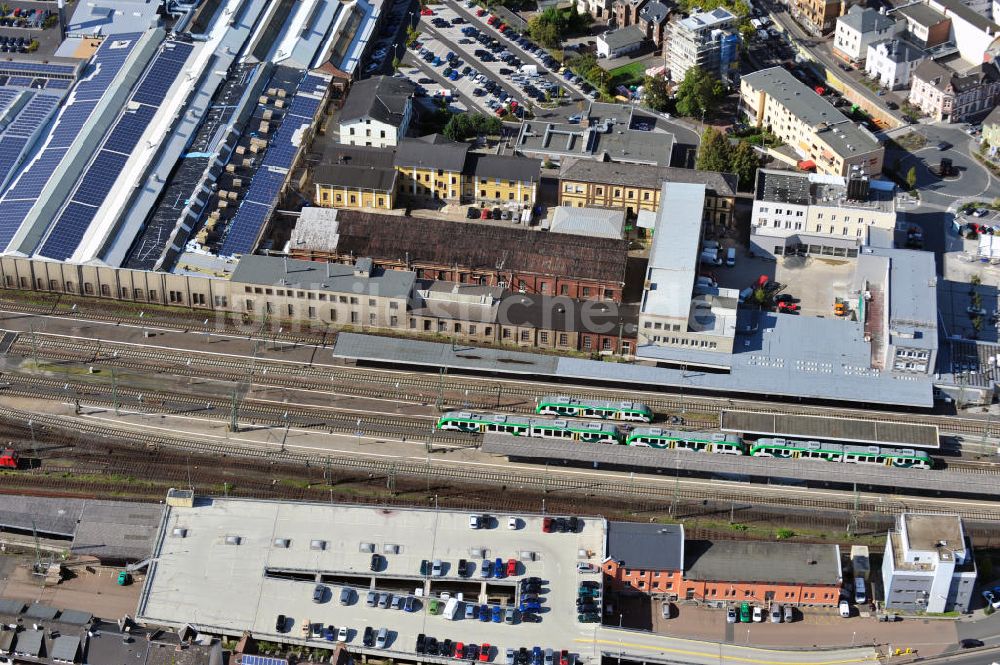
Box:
5 404 999 522
0 372 479 447
5 308 1000 439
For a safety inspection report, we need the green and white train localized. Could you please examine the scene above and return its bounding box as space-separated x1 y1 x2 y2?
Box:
437 411 621 444
625 428 743 454
535 396 653 423
749 438 932 469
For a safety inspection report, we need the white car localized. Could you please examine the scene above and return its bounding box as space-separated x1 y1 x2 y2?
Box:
752 605 764 622
469 514 481 529
508 516 519 529
839 600 851 618
576 562 595 573
337 626 349 641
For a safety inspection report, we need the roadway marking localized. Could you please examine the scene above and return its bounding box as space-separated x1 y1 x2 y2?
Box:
574 638 874 665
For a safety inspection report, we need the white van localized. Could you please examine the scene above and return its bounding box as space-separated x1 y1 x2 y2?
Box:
443 597 461 620
700 249 722 266
726 247 736 267
853 577 867 604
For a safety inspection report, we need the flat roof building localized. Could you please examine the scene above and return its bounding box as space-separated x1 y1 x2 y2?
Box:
740 67 884 177
664 7 740 84
882 513 976 613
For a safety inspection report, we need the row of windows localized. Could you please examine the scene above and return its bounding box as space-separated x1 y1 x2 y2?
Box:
242 286 400 309
643 321 682 331
347 127 388 139
648 335 719 349
3 276 226 306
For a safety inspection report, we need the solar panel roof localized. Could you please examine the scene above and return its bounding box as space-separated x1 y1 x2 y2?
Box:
0 34 142 252
0 61 77 77
242 656 288 665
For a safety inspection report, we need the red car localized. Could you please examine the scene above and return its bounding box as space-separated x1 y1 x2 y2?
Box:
479 645 491 662
455 643 465 659
486 15 496 24
542 516 553 532
559 651 571 665
506 558 517 576
498 22 506 30
777 301 800 313
476 8 486 15
420 7 434 15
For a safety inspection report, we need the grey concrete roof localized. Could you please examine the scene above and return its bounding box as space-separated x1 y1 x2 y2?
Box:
57 610 93 625
895 3 948 28
395 135 469 171
498 294 639 335
549 206 626 239
815 121 882 159
838 5 896 34
0 495 83 536
865 246 938 351
912 59 953 91
15 630 44 657
559 159 737 196
606 522 684 571
930 0 1000 32
71 501 165 562
719 411 939 448
600 25 647 50
903 514 964 552
0 600 25 615
684 541 842 585
25 604 59 620
340 75 414 125
231 254 416 299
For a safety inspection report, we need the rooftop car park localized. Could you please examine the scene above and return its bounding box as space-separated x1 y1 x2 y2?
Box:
138 499 606 662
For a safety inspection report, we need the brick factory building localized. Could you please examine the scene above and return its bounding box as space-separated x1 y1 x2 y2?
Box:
287 209 629 302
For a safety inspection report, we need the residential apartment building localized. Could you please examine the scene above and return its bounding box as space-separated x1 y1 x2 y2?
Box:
740 67 884 177
664 7 740 84
637 0 671 45
909 60 1000 123
982 105 1000 147
750 169 898 260
832 5 900 64
464 153 540 205
578 0 613 20
285 209 629 302
793 0 842 35
882 514 977 613
925 0 1000 65
312 145 397 210
602 522 844 606
558 160 738 230
394 134 468 203
613 0 647 26
338 76 414 149
864 39 926 90
893 3 950 49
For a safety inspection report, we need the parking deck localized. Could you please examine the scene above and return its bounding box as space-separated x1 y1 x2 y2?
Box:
720 410 939 449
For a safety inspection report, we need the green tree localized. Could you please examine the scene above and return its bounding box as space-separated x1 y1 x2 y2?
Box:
405 25 420 47
674 66 724 120
442 113 502 141
729 140 759 190
642 75 671 113
906 165 917 189
695 127 731 173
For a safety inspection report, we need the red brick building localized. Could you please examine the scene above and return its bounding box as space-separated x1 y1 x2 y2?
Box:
287 209 628 303
602 523 844 606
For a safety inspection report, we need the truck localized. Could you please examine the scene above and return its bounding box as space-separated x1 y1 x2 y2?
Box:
833 298 848 316
443 597 460 620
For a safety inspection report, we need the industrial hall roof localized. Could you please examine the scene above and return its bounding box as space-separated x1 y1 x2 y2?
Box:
328 210 630 284
339 75 414 125
684 541 842 586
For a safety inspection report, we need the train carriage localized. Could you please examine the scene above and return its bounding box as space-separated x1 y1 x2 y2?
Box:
749 438 931 469
626 428 744 454
536 396 653 423
437 411 622 444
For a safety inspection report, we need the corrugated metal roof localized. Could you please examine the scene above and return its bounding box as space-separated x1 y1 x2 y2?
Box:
51 635 81 663
549 206 625 239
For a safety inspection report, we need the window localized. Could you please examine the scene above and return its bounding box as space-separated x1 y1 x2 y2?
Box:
540 331 549 344
390 315 399 327
469 324 477 335
368 298 376 307
520 330 530 342
350 311 359 323
582 287 591 297
582 337 592 350
614 189 621 197
369 313 376 325
246 299 254 311
287 304 294 316
101 284 111 297
560 284 569 295
595 186 603 195
502 328 511 339
330 309 337 321
308 306 316 318
84 283 93 295
643 191 650 200
602 338 611 351
389 301 398 310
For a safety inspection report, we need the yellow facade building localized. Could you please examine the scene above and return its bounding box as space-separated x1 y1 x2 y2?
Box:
313 145 397 210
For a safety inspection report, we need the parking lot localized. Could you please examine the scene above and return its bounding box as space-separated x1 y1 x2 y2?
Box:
139 500 607 662
410 2 597 119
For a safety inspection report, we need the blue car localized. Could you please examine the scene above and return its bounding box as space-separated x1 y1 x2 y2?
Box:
446 51 455 60
480 559 492 578
432 56 442 66
323 625 335 641
532 647 543 665
519 600 541 613
403 596 417 612
449 70 459 80
492 605 503 623
465 603 476 619
479 604 491 622
493 557 504 578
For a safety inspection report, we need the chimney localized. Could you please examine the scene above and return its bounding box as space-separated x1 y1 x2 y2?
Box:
353 257 373 277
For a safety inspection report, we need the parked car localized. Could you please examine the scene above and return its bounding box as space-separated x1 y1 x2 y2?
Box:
275 614 286 632
839 600 851 618
726 607 736 623
363 626 374 646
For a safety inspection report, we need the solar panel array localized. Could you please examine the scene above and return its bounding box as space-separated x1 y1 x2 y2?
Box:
0 33 143 252
241 656 288 665
0 91 61 190
0 61 77 78
45 79 72 90
218 72 328 257
37 40 193 260
6 77 32 87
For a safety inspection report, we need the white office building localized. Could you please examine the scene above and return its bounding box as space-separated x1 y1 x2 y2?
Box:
833 5 900 63
865 39 926 90
882 514 977 614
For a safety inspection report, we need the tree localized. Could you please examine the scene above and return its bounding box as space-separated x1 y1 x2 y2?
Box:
729 140 759 190
642 75 671 113
695 127 731 173
528 13 561 47
906 165 917 189
442 113 502 141
674 66 724 120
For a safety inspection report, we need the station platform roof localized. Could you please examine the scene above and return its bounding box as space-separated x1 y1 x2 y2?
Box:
720 410 939 449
